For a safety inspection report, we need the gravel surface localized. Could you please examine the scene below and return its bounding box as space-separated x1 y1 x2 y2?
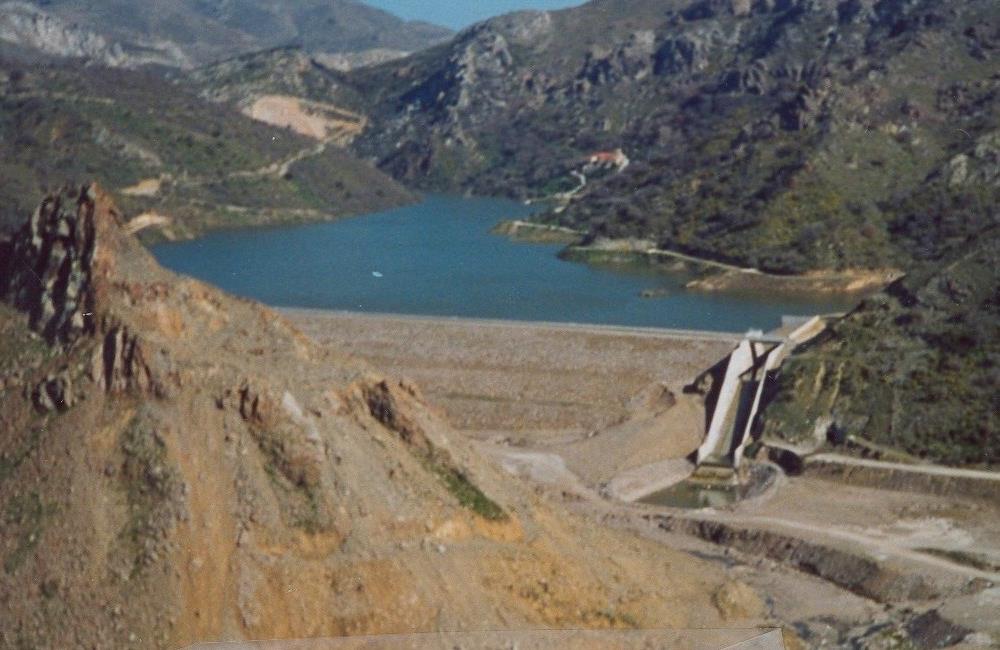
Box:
286 309 737 434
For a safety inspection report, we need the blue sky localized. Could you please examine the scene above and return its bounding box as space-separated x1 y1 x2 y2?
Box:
365 0 586 30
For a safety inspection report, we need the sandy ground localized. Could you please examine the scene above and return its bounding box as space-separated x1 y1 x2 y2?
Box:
243 95 365 144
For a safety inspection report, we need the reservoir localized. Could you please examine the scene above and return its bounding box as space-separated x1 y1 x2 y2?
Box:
151 194 856 332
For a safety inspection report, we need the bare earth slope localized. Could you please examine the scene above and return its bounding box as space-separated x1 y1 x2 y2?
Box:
0 186 755 648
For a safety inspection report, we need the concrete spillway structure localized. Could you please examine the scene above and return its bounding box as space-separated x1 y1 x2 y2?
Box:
694 316 826 476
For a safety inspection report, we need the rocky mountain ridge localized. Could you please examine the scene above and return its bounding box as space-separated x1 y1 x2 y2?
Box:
0 0 451 69
0 1 191 68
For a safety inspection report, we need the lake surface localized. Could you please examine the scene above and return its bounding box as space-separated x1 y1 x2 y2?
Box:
151 195 856 332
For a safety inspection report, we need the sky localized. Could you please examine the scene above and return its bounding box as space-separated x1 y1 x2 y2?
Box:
365 0 586 30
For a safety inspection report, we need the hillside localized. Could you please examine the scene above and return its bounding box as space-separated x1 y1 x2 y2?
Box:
0 185 759 647
759 132 999 467
182 46 372 137
761 226 999 468
0 57 414 240
0 0 451 68
341 0 999 275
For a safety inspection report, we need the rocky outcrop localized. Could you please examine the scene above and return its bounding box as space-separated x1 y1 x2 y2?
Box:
1 184 181 403
778 83 830 130
580 31 658 85
654 35 714 76
361 379 432 451
444 26 513 111
314 48 411 72
2 185 102 344
91 326 173 397
231 380 326 489
31 368 75 412
353 376 507 521
946 130 1000 188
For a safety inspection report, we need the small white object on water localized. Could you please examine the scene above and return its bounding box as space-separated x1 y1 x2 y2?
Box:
372 271 384 278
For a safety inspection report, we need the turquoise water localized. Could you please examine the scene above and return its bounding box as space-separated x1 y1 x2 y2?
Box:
150 194 856 332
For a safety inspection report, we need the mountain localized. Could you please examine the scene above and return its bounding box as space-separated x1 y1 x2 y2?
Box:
0 0 452 68
340 0 1000 275
0 56 414 240
0 184 746 648
0 1 193 68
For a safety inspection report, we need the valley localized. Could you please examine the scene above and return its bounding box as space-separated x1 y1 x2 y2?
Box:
0 0 996 648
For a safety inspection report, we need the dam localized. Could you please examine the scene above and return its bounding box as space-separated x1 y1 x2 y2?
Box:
692 315 829 478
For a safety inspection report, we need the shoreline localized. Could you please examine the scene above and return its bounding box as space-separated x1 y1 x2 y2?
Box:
559 241 902 296
134 192 421 245
493 220 897 297
687 267 904 295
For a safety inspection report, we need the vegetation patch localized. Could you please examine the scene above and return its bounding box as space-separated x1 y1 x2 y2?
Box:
0 426 43 484
429 460 506 522
762 229 999 467
592 609 640 629
261 462 328 534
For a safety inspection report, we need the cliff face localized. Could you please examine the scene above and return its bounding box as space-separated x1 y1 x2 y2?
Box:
0 186 736 648
344 0 999 274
